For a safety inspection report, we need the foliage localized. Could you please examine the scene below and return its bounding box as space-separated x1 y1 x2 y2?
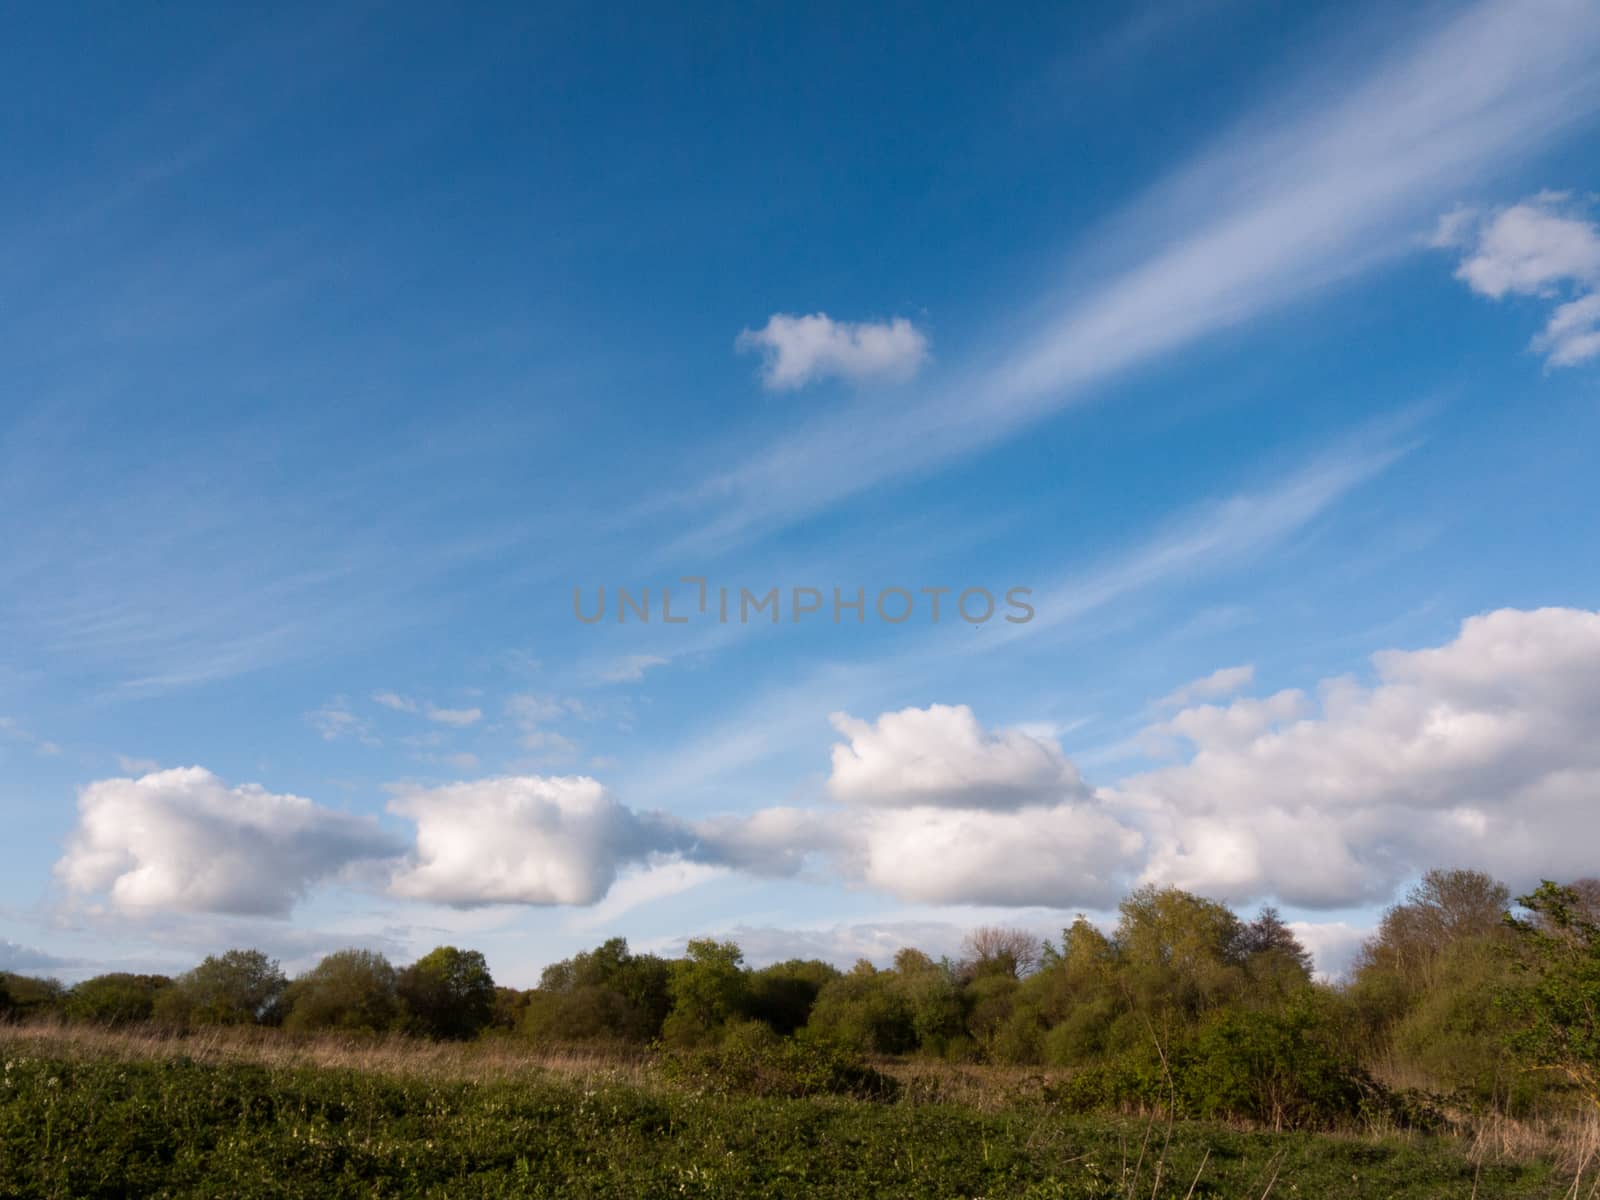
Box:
0 973 65 1021
283 950 401 1034
159 949 288 1029
662 1019 900 1101
745 958 839 1036
663 939 748 1047
63 974 171 1027
1181 1006 1372 1128
3 1045 1561 1198
397 946 496 1040
524 937 672 1044
1504 881 1600 1110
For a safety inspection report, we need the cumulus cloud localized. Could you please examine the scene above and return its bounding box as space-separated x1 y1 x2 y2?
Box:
54 767 402 916
1435 192 1600 366
1158 664 1255 708
736 312 928 390
828 704 1087 809
699 705 1144 908
388 775 692 907
838 803 1145 908
1118 607 1600 907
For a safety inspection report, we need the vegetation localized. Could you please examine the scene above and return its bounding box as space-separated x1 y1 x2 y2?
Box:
4 867 1599 1192
0 1027 1578 1198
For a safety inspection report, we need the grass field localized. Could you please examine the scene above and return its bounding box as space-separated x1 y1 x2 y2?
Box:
2 1024 1594 1198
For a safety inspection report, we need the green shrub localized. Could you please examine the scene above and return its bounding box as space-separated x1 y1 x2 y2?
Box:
661 1019 900 1101
1180 1007 1370 1128
63 974 171 1027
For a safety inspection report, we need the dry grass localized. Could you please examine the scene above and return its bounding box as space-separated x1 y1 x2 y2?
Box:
0 1018 655 1089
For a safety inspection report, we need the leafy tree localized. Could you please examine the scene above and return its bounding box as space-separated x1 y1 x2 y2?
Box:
161 949 288 1028
0 973 63 1020
64 974 172 1027
746 959 839 1036
284 950 400 1034
892 950 965 1055
397 946 496 1040
1115 886 1249 1018
1357 869 1511 994
523 938 670 1043
1504 881 1600 1110
805 961 916 1055
1239 906 1314 977
663 939 748 1046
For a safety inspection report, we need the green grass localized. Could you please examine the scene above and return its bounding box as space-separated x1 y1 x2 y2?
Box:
0 1049 1568 1199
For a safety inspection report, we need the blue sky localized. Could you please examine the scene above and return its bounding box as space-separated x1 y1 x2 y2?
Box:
5 0 1600 986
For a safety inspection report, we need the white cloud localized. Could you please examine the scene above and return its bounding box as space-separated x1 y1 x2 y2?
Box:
425 705 482 727
827 704 1087 809
699 706 1144 908
54 766 401 916
1435 192 1600 366
841 803 1144 908
1287 920 1372 983
1533 290 1600 367
1117 607 1600 907
307 696 378 745
1158 664 1255 708
388 775 690 907
520 729 580 761
736 313 928 390
373 691 482 727
601 654 669 683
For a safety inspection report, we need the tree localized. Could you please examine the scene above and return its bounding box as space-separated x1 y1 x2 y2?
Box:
746 959 839 1036
1358 869 1511 989
1504 881 1600 1110
162 949 288 1027
284 950 400 1033
1238 906 1315 984
0 973 64 1020
397 946 496 1040
805 961 916 1055
961 927 1043 979
64 974 172 1026
664 939 748 1046
522 938 670 1044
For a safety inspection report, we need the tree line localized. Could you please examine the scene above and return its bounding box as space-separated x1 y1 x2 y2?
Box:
4 870 1596 1125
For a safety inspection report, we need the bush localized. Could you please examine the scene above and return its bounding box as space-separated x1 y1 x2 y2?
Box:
662 1020 900 1101
63 974 171 1027
1181 1007 1371 1128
